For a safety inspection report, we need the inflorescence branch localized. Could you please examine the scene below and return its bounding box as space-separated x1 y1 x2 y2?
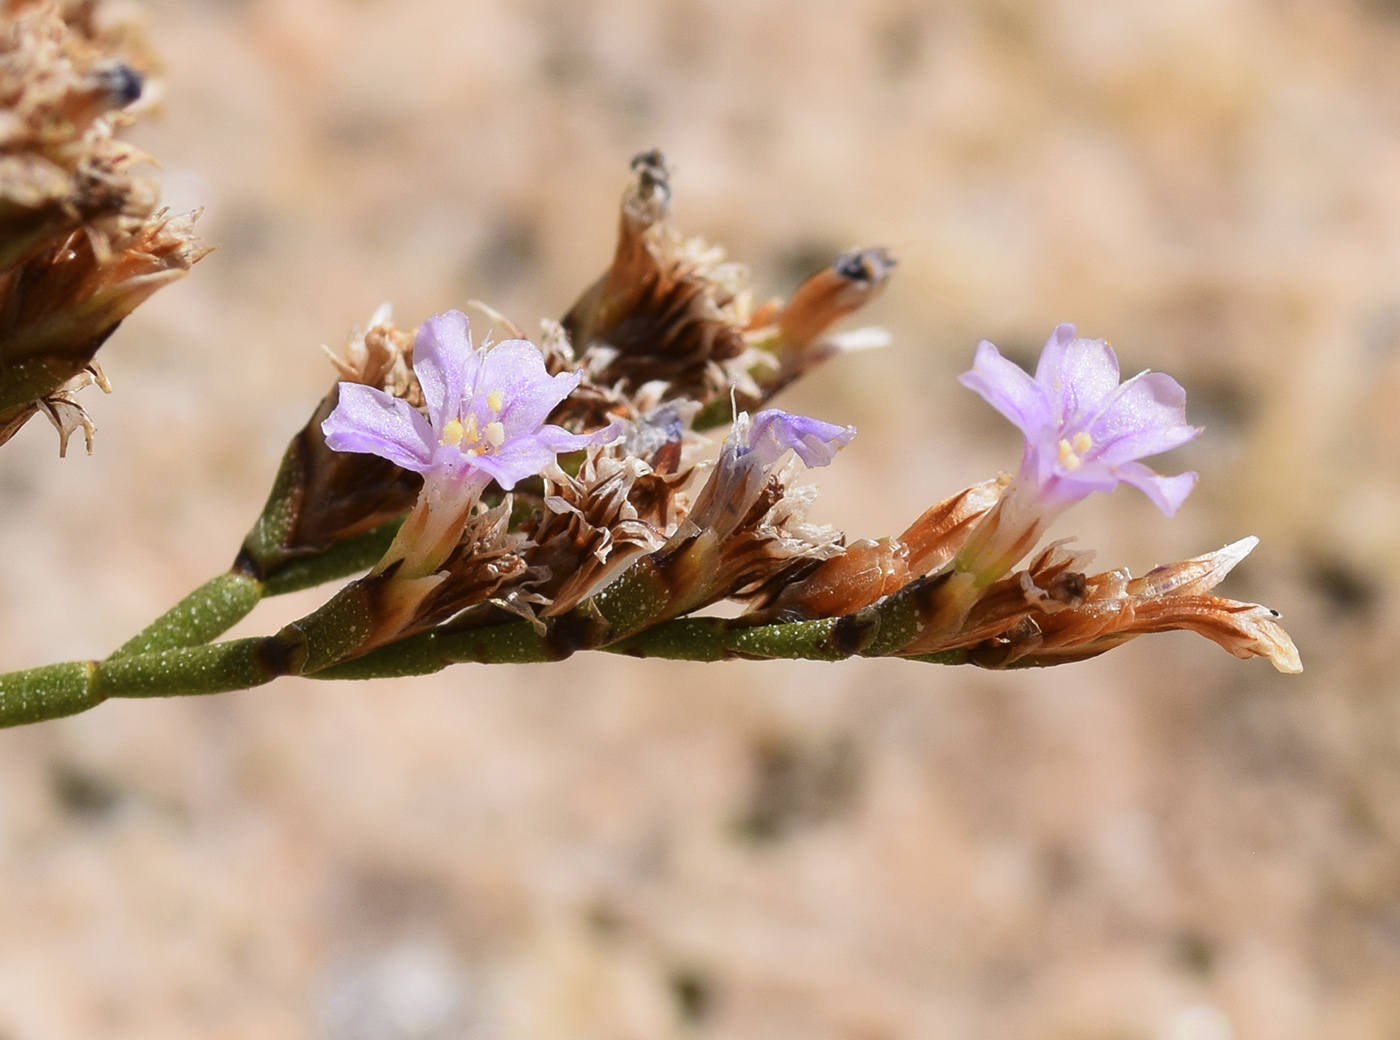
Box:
0 61 1301 729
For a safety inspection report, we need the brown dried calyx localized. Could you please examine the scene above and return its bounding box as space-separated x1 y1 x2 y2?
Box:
524 448 692 616
897 537 1302 673
0 1 207 452
754 479 1004 619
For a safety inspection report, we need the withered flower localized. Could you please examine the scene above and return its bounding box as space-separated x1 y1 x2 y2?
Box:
559 149 754 414
634 408 856 621
556 152 895 430
525 449 690 616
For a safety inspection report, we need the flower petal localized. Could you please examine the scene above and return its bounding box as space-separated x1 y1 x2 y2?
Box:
1038 328 1122 422
1112 461 1197 516
321 382 435 473
468 423 618 489
413 310 476 429
472 338 583 435
959 340 1051 437
1087 371 1201 465
749 409 856 468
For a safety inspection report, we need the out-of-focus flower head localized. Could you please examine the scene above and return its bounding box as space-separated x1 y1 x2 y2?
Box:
0 4 206 454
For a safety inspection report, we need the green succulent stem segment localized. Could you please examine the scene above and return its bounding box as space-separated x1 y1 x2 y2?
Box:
111 572 265 659
0 600 962 729
109 518 407 662
0 640 277 728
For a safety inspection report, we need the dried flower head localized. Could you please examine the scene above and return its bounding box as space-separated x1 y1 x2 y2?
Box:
554 152 895 433
897 537 1301 673
525 450 690 616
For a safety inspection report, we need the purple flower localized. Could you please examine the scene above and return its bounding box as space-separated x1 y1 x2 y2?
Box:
959 323 1200 514
323 309 610 493
747 409 856 469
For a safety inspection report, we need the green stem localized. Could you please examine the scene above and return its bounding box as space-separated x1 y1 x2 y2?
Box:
110 519 405 661
0 661 102 727
95 639 279 699
309 621 567 681
111 572 264 658
261 518 403 597
0 639 283 728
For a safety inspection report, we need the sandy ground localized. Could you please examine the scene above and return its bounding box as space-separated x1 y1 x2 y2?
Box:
2 0 1399 1036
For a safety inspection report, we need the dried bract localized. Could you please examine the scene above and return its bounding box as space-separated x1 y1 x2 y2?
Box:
525 449 690 616
897 537 1301 673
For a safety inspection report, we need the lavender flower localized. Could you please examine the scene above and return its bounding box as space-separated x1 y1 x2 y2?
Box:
954 324 1201 585
324 309 601 491
747 409 856 469
322 309 614 577
961 323 1200 512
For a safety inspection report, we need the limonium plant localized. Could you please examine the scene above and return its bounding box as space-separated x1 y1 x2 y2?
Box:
0 13 1299 729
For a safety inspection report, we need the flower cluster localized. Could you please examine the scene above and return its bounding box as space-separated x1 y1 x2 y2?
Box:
286 159 1296 677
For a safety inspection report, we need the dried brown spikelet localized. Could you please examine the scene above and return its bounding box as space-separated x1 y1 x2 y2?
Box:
652 469 846 621
732 246 896 415
756 479 1003 619
401 500 529 635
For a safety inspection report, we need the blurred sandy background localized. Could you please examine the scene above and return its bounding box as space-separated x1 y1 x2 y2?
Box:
2 0 1400 1036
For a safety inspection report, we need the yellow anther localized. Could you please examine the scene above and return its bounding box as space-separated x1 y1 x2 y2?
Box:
463 413 480 443
484 421 505 448
441 418 465 446
486 389 505 413
1072 431 1093 454
1057 438 1083 471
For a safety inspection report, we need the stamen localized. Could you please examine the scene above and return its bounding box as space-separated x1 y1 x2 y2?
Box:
1072 431 1093 454
463 413 480 443
441 418 465 446
484 421 505 448
486 389 505 413
1057 438 1082 471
